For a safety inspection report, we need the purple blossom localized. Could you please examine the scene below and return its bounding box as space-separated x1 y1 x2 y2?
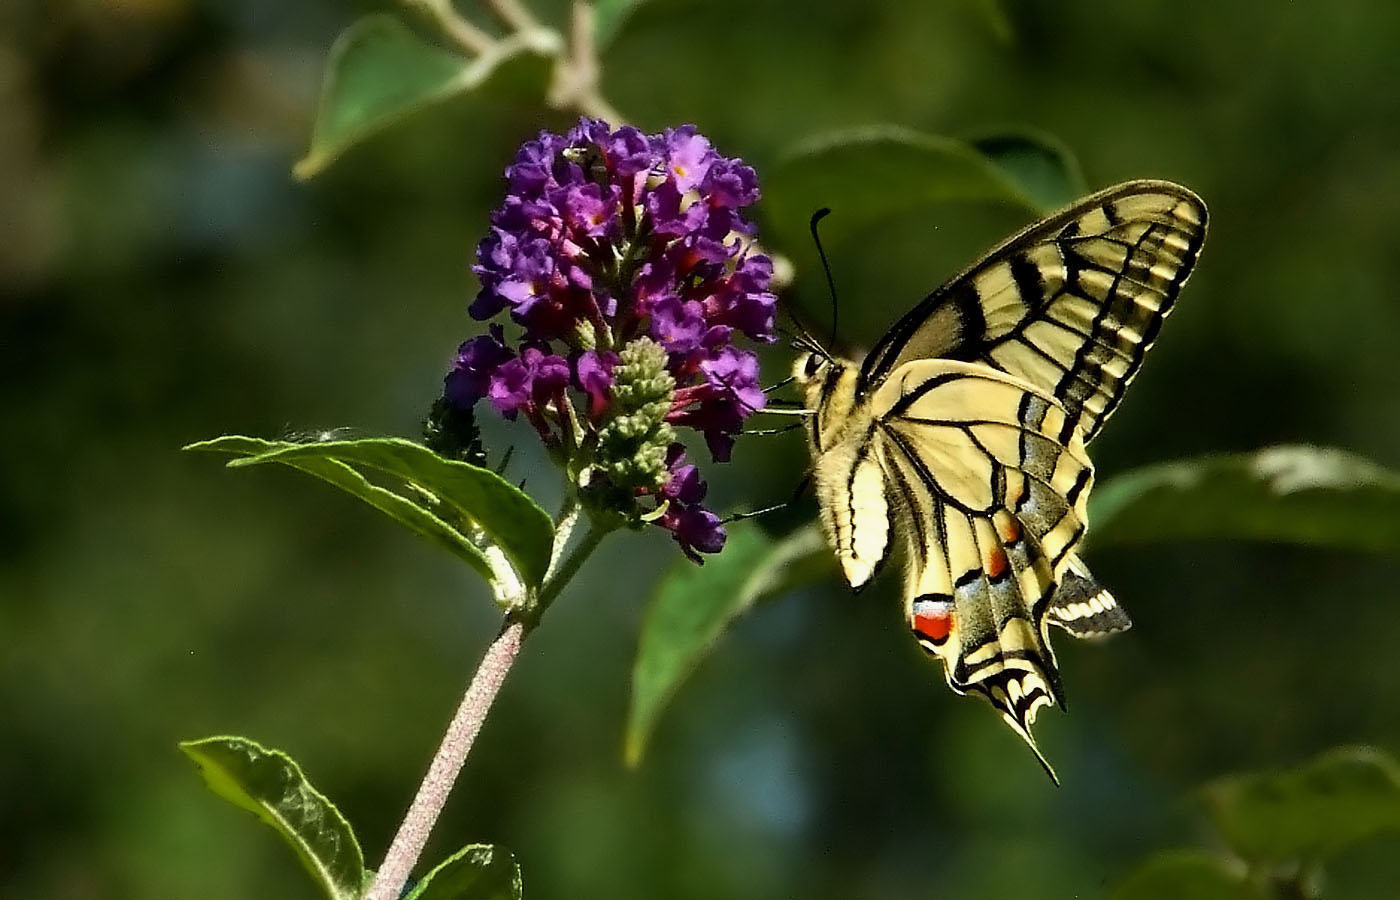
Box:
669 346 766 461
574 349 617 419
487 357 532 418
487 347 569 418
704 254 778 342
649 295 708 354
604 125 654 177
445 325 513 407
701 346 765 411
442 118 776 563
663 505 727 562
702 157 760 208
505 132 567 195
662 126 714 193
655 446 726 562
645 180 709 237
566 118 612 149
659 445 706 504
528 348 571 401
552 182 620 238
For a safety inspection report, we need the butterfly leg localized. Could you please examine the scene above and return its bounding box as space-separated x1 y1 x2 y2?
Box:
743 421 806 437
721 475 812 524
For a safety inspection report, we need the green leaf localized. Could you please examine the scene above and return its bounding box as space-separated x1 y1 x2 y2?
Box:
764 124 1042 253
625 524 833 765
594 0 647 49
968 129 1086 212
404 844 522 900
1089 445 1400 552
186 435 497 582
1200 746 1400 864
180 736 364 900
295 14 560 180
1109 850 1258 900
187 436 554 589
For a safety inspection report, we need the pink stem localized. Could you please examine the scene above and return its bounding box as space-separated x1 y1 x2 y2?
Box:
363 620 527 900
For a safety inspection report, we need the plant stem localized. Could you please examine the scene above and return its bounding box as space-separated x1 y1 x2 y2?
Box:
550 1 625 123
485 0 545 33
568 0 625 123
406 0 495 55
535 520 609 617
362 513 609 900
362 619 525 900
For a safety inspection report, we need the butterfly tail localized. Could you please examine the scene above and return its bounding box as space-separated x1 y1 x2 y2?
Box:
935 512 1065 782
986 679 1061 786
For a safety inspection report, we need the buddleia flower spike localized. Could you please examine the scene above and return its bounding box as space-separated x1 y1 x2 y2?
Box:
425 119 778 562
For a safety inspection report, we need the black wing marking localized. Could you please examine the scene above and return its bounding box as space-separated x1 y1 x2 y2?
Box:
858 180 1207 442
871 360 1097 781
1048 555 1132 638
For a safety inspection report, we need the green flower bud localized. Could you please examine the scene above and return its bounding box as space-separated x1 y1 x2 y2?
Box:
584 337 679 525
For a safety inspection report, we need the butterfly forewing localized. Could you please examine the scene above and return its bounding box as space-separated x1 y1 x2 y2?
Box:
857 180 1207 442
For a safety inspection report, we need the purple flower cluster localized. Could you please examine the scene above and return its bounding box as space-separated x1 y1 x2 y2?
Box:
443 119 776 562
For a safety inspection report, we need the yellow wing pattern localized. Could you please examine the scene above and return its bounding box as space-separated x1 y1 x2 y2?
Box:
796 180 1206 780
858 181 1207 442
870 360 1095 779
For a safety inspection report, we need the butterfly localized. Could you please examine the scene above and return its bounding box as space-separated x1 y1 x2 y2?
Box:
791 180 1207 780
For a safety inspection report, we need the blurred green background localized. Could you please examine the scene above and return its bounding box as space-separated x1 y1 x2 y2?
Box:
6 0 1400 897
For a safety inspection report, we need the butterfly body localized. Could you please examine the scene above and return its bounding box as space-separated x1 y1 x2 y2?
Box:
795 180 1207 779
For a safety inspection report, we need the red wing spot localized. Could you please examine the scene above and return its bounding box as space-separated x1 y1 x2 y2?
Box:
912 599 954 644
987 547 1009 579
1000 518 1022 544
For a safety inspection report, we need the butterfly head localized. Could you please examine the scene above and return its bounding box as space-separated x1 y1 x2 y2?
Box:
792 350 832 386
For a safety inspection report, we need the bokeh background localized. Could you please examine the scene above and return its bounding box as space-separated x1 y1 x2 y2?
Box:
6 0 1400 897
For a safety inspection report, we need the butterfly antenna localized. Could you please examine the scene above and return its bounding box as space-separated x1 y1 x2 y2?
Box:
778 276 832 362
810 208 840 347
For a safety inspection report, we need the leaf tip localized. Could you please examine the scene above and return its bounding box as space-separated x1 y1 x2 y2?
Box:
623 732 646 769
292 154 325 182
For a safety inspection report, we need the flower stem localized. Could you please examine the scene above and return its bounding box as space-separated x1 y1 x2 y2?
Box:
362 619 525 900
534 520 609 618
404 0 495 56
485 0 545 33
550 1 625 123
363 511 609 900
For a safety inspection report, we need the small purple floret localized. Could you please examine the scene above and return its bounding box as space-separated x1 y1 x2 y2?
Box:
656 446 726 561
446 324 514 407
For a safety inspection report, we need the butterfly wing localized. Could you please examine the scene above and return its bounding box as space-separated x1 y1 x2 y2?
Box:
868 359 1096 779
857 180 1207 442
1047 554 1132 638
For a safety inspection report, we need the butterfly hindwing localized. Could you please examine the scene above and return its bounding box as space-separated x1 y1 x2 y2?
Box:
813 438 890 590
1048 555 1132 638
869 360 1095 779
857 180 1207 442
